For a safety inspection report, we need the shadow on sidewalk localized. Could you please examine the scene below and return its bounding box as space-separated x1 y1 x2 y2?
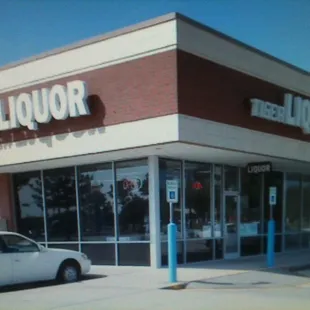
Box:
0 274 106 294
160 250 310 281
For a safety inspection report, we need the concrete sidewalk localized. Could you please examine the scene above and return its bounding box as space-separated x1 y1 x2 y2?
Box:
90 250 310 289
1 251 310 310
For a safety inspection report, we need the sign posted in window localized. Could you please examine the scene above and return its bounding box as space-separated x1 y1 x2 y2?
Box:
269 186 277 206
166 180 179 203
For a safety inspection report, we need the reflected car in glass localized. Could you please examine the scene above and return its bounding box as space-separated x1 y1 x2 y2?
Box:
0 232 91 287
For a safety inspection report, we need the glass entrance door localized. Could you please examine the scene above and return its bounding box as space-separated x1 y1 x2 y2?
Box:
224 194 240 259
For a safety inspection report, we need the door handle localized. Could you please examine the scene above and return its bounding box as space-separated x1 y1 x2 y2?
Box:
14 259 20 262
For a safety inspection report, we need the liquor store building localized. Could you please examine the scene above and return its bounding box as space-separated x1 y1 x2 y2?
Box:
1 13 310 268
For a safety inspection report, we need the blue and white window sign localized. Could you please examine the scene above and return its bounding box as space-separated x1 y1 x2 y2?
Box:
166 180 179 203
269 187 277 206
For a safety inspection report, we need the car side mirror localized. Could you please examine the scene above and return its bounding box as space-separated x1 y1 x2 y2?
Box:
39 245 47 252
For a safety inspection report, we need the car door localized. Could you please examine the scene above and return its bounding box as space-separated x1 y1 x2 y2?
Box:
2 234 52 285
0 236 13 286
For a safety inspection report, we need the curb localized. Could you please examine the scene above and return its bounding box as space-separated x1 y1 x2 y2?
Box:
161 283 187 290
161 262 310 291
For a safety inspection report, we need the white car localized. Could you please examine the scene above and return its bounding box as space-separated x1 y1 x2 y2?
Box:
0 231 91 287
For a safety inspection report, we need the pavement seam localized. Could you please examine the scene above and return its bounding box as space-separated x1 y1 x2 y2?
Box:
161 264 310 291
182 281 310 291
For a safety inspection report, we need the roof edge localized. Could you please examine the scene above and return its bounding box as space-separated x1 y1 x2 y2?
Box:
175 12 310 76
0 12 178 72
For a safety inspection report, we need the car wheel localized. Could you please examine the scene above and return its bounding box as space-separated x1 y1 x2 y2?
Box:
57 261 81 284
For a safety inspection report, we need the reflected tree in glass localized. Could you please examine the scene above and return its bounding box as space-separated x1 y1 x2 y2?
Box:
14 172 44 240
78 170 114 239
44 168 78 241
116 173 149 238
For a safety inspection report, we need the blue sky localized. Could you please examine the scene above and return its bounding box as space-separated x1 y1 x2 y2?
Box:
1 0 310 70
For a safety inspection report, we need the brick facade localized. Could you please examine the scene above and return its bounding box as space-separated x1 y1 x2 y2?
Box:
0 50 178 144
177 50 310 142
1 49 309 145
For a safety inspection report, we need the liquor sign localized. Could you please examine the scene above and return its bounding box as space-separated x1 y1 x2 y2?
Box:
247 162 272 174
250 94 310 134
0 80 89 131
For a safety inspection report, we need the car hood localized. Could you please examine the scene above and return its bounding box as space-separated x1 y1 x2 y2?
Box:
44 247 81 256
46 248 76 253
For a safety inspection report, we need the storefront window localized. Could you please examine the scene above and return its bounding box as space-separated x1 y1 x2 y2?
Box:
285 173 301 233
185 162 212 262
78 163 114 241
302 175 310 248
264 172 283 235
159 159 182 240
159 159 183 265
44 167 78 242
224 166 239 192
115 159 149 241
115 159 149 266
240 170 262 256
13 171 45 241
214 165 223 258
12 158 151 266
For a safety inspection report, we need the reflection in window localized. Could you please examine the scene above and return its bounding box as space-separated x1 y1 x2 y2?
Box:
159 159 182 241
224 166 239 192
241 171 262 233
44 167 78 242
302 176 310 248
214 165 223 238
185 162 211 238
78 163 114 241
14 171 44 241
185 162 212 263
285 173 301 233
118 243 150 266
240 170 262 256
303 176 310 230
264 172 283 235
81 243 115 265
116 160 149 241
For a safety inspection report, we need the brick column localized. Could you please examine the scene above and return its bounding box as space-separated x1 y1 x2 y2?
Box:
0 174 15 231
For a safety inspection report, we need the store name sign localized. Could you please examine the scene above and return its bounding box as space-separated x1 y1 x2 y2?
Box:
250 94 310 134
0 80 89 131
247 162 272 174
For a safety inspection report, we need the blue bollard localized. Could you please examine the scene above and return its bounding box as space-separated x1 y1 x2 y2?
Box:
168 222 177 283
267 219 275 268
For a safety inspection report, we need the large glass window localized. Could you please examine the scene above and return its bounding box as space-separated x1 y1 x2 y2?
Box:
115 159 149 266
12 159 152 266
81 243 115 265
44 167 78 242
78 163 114 241
214 165 223 258
240 170 263 256
14 171 44 241
264 172 283 234
185 162 212 262
302 175 310 248
159 159 182 240
115 160 149 241
263 171 283 252
224 166 239 192
159 159 183 265
285 173 302 233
